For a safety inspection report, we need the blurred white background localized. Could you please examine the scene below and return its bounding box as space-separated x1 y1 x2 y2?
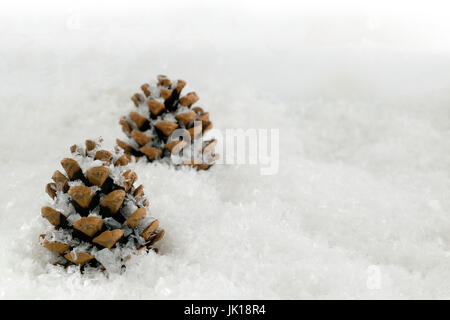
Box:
0 0 449 299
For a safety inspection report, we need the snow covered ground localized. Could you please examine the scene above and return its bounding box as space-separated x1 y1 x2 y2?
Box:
1 0 450 299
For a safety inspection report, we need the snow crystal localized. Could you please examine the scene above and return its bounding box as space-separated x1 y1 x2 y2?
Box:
104 217 122 230
160 113 177 122
43 229 79 247
120 199 138 219
122 226 133 238
53 193 75 217
95 249 122 274
66 213 82 226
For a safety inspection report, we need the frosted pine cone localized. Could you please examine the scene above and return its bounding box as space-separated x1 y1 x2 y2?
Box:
40 138 164 271
116 75 219 171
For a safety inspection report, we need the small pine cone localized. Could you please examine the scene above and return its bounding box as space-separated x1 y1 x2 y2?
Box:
40 138 164 271
117 75 219 171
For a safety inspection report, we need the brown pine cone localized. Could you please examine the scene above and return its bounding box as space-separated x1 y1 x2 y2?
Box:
40 138 164 272
116 75 219 170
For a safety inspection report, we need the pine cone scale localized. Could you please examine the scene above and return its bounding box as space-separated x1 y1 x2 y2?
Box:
73 216 104 237
43 241 71 254
41 206 63 227
142 219 159 241
64 252 95 266
93 229 124 249
68 186 95 209
61 158 83 181
125 207 146 228
86 166 110 187
100 190 126 215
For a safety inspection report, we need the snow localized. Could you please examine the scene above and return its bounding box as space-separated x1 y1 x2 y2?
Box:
1 0 450 299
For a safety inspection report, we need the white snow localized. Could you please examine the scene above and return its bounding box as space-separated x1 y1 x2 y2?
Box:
1 0 450 299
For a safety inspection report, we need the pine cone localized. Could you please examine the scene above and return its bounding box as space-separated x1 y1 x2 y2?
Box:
116 75 219 171
40 138 164 271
